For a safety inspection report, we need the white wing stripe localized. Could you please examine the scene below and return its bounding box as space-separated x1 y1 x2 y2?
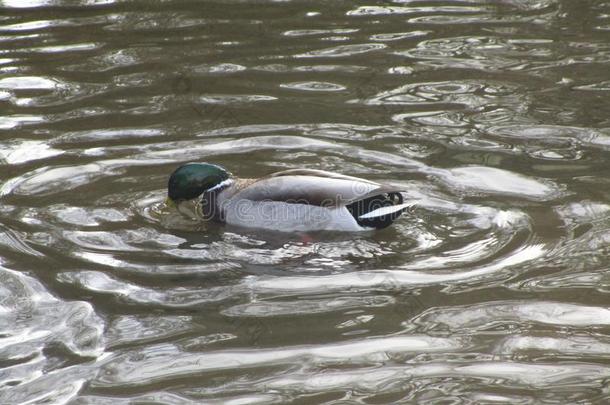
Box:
358 203 411 220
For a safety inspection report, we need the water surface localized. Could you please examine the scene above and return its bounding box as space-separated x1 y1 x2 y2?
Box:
1 0 610 403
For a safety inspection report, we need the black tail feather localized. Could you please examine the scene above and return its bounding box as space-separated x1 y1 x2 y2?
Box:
346 192 406 229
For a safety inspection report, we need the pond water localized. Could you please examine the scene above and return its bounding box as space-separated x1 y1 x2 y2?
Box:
1 0 610 403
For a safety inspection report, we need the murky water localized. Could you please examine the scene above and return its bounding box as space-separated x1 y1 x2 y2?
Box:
1 0 610 403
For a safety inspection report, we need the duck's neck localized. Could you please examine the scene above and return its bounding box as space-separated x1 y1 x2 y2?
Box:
201 178 235 221
218 178 255 200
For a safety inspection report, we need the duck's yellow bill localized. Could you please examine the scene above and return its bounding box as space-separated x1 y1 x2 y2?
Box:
164 197 176 208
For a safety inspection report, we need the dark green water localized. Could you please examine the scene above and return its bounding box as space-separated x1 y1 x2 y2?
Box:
1 0 610 403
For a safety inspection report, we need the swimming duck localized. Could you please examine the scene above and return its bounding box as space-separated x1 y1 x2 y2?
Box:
166 163 410 232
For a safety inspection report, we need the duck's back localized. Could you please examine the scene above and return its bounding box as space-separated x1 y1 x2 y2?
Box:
216 169 408 232
227 169 386 206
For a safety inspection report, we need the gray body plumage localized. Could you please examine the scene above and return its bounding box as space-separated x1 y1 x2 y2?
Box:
212 169 408 232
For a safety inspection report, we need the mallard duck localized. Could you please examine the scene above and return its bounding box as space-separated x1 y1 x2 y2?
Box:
166 163 410 232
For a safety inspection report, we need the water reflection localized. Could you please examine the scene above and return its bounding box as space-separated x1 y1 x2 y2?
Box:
0 0 609 402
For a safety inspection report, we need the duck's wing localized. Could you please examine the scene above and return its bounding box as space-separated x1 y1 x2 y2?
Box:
230 169 400 207
229 169 411 229
267 168 381 185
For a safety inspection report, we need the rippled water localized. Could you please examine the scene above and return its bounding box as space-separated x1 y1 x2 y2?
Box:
1 0 610 403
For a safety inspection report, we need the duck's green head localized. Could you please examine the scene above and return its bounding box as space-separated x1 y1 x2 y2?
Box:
167 163 231 203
